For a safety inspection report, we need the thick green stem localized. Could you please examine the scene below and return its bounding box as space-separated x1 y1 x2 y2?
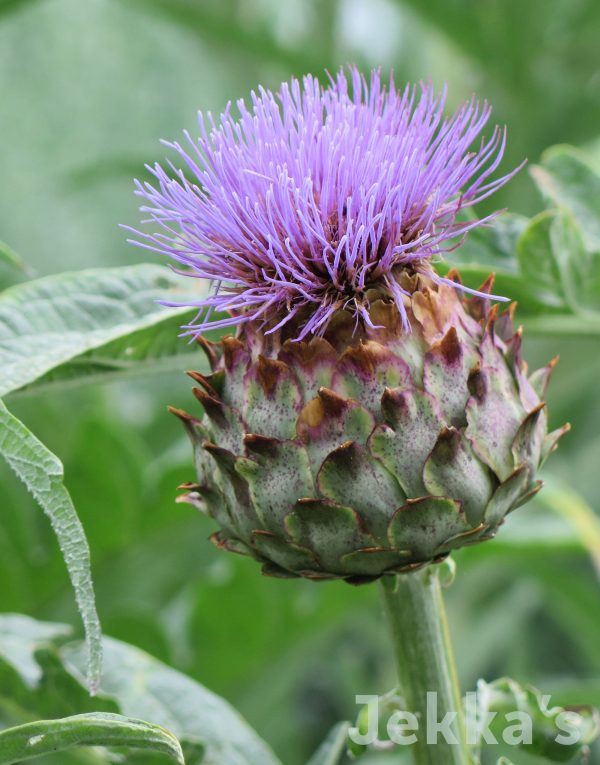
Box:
379 567 471 765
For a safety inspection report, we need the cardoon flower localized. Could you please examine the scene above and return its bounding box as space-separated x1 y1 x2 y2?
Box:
130 68 567 584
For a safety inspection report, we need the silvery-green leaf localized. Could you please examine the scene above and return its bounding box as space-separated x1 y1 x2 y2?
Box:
0 403 101 693
0 614 283 765
0 712 185 765
0 263 207 397
0 614 71 688
62 635 281 765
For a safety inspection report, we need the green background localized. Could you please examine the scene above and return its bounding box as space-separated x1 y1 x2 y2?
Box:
0 1 599 763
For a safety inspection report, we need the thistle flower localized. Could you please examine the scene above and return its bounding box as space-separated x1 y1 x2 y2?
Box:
130 68 567 584
129 67 517 339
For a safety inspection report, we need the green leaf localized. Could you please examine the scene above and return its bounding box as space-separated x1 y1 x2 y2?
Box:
0 263 207 398
0 614 71 688
0 614 283 765
474 677 600 762
62 636 282 765
434 261 550 316
17 310 204 396
516 210 567 310
548 210 600 312
0 712 185 765
305 722 350 765
444 145 600 323
531 145 600 252
446 212 527 271
0 402 102 693
516 207 600 314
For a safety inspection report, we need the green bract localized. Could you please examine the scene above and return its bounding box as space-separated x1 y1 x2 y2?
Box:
176 273 567 584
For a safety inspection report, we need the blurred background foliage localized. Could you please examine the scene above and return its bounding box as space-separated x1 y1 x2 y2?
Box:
0 1 599 763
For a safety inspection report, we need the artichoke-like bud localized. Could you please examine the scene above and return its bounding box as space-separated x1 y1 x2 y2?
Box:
173 272 567 584
130 68 568 583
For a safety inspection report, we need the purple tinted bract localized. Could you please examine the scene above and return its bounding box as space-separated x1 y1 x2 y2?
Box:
128 67 519 339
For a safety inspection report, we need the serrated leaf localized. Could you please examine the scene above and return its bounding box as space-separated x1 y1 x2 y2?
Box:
0 712 185 765
0 263 207 397
305 721 350 765
0 401 102 693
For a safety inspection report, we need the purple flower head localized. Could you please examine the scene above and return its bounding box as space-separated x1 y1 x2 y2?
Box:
128 67 519 340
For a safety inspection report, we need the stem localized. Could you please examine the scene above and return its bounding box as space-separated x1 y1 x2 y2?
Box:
379 567 471 765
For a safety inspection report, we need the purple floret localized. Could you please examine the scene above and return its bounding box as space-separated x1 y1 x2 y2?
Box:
127 67 519 339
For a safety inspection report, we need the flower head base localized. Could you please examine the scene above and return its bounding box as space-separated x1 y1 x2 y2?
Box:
173 273 568 584
129 67 518 339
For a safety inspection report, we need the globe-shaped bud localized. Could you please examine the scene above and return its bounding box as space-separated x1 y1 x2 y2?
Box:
173 274 566 583
130 68 567 582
